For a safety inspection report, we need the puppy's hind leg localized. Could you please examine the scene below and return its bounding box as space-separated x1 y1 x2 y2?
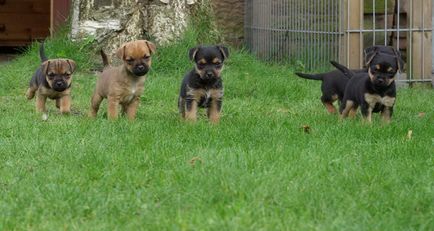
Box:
89 93 103 118
178 96 186 118
321 95 337 114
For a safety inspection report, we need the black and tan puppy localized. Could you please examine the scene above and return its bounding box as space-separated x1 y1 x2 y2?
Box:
295 66 365 113
89 40 156 120
26 42 76 120
340 46 405 123
178 45 229 123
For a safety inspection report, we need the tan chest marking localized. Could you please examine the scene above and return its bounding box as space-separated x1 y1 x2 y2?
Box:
364 93 395 107
38 86 69 99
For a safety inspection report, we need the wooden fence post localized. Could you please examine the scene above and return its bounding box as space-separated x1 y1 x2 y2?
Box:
341 0 364 68
409 0 432 82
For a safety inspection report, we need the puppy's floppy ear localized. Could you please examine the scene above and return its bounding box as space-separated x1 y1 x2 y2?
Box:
189 46 200 61
42 60 50 75
392 48 405 72
116 44 127 60
364 46 378 66
66 59 77 73
145 40 156 54
217 45 229 60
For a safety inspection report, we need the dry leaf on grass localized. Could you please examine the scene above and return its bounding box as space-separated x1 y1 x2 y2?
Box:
407 130 413 140
301 125 311 134
189 157 203 167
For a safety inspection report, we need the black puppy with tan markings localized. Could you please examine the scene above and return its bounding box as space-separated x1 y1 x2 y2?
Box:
26 42 76 120
340 45 405 123
89 40 156 120
295 65 365 114
178 45 229 123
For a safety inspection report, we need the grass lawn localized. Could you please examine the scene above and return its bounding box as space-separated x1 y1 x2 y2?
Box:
0 36 433 230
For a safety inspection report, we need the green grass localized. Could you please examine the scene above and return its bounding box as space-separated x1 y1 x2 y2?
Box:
0 34 433 230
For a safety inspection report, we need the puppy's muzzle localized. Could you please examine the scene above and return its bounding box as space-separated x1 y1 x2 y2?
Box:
52 80 68 92
203 70 219 79
132 64 149 77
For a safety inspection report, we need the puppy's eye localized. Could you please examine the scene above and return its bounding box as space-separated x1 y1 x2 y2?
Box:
143 56 150 60
47 73 55 79
125 59 134 64
197 64 205 69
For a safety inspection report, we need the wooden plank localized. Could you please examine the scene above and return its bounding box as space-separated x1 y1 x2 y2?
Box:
410 0 432 81
0 13 49 43
0 13 50 28
0 0 50 14
51 0 71 33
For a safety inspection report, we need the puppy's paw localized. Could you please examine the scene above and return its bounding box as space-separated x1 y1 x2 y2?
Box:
41 113 49 121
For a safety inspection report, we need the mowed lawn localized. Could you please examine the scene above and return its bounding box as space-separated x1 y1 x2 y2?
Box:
0 38 433 230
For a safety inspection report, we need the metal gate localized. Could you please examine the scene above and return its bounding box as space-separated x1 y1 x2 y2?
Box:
244 0 433 84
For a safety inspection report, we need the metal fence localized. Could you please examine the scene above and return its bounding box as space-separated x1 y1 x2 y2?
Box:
244 0 433 83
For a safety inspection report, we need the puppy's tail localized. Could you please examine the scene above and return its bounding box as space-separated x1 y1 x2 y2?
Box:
295 72 323 81
39 42 48 62
100 49 109 67
330 61 354 78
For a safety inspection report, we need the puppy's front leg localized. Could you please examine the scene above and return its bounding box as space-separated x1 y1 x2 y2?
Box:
125 97 140 120
207 90 223 124
340 100 354 119
207 99 222 124
184 98 198 122
381 107 393 123
36 94 47 113
107 96 120 120
59 95 71 114
361 105 373 123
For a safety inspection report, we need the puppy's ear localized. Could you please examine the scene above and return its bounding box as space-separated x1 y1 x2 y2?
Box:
116 44 126 60
217 45 229 61
145 40 156 54
42 60 50 75
189 46 200 61
364 46 378 65
66 59 77 73
392 48 405 72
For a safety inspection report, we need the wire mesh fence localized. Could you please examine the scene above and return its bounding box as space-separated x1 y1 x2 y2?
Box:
244 0 433 84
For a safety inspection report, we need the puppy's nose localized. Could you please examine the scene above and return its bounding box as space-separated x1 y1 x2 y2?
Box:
377 79 385 84
137 65 145 71
206 72 213 78
56 82 63 87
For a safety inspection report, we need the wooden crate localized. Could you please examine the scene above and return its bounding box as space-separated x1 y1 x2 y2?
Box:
0 0 69 46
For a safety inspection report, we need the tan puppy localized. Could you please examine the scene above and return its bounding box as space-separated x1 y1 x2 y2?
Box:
26 42 76 120
89 40 156 120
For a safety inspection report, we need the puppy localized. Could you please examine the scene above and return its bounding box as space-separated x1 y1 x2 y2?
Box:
178 45 229 123
295 65 365 113
89 40 156 120
26 42 76 119
340 46 405 123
